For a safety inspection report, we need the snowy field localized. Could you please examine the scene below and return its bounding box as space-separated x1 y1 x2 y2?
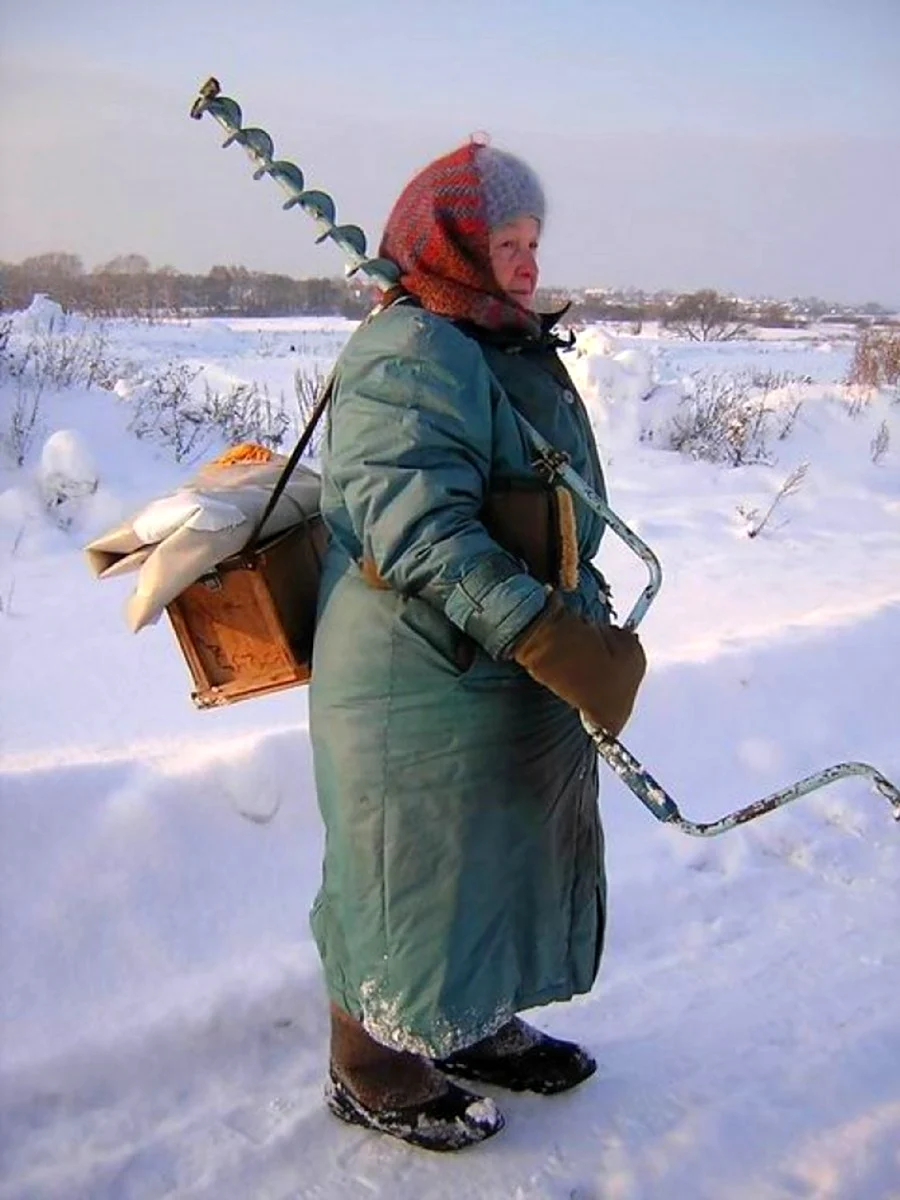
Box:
1 302 899 1199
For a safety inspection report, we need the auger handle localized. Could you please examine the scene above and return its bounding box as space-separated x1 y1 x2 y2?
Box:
189 75 222 120
588 733 900 836
522 419 662 631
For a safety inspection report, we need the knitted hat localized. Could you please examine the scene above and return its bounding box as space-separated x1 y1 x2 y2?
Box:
473 146 546 231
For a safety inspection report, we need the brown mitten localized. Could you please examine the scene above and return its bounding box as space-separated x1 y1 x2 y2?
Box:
511 592 646 737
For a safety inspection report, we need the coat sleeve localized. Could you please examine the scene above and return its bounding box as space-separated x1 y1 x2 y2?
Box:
323 309 547 659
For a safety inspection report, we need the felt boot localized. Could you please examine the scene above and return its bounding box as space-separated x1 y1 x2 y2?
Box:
435 1017 597 1096
327 1003 504 1151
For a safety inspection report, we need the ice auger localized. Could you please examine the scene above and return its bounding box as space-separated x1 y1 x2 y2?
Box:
189 77 900 837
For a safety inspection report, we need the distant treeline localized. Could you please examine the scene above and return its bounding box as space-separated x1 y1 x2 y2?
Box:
0 253 374 319
1 253 893 333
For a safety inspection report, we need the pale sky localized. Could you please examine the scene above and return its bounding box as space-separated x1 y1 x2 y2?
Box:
1 0 898 304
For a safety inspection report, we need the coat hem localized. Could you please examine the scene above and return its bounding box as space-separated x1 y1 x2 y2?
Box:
321 975 596 1060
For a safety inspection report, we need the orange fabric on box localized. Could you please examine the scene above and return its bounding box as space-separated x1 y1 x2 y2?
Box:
210 442 278 467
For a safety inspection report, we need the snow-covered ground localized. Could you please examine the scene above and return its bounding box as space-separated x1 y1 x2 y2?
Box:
1 303 899 1200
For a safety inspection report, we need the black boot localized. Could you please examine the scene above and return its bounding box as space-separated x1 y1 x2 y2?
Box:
326 1071 505 1152
327 1003 504 1151
435 1017 597 1096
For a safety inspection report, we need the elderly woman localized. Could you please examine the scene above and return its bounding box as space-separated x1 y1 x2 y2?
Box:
309 140 646 1151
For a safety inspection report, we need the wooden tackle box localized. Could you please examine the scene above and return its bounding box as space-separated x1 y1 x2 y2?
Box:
166 517 328 708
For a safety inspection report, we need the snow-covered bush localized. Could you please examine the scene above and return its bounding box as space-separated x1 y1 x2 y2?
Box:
664 372 770 465
10 296 116 391
662 370 805 467
26 319 114 392
0 299 120 467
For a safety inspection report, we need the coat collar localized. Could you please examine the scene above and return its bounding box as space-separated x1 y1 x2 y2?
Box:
453 302 575 355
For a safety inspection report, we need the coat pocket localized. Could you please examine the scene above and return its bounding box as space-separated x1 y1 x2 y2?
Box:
396 595 478 675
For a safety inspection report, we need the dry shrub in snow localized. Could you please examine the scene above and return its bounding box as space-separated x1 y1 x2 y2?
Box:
127 362 206 462
127 363 291 463
203 380 290 451
666 372 767 466
662 370 808 467
8 309 115 392
737 462 809 538
870 420 890 465
293 363 332 456
847 329 900 390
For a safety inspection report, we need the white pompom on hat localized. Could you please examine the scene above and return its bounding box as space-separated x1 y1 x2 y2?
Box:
472 145 546 231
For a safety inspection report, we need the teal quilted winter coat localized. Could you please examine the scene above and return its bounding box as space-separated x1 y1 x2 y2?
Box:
309 300 611 1057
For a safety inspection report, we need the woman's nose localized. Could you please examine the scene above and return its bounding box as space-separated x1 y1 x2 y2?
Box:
516 251 537 277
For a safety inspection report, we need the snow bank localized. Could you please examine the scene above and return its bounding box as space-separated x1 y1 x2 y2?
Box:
1 311 899 1199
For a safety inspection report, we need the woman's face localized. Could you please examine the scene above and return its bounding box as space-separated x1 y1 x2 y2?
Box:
488 215 540 308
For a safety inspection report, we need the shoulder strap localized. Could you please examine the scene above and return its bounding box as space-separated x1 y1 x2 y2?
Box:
242 367 336 556
242 293 410 556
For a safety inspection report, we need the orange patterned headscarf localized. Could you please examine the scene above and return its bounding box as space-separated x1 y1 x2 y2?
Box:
379 143 542 337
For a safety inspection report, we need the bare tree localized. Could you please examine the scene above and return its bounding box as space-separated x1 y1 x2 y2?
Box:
663 289 749 342
15 253 85 312
20 252 84 279
95 254 151 276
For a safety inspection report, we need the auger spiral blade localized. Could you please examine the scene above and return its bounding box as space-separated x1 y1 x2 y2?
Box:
351 255 400 282
331 224 367 259
238 128 275 176
189 76 400 289
297 190 337 240
268 161 306 205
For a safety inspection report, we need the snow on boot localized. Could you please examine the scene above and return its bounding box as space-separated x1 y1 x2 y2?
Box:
327 1002 504 1151
325 1072 504 1152
435 1017 597 1095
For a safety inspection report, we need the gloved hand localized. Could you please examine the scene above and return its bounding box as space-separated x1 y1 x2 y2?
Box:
511 592 646 738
